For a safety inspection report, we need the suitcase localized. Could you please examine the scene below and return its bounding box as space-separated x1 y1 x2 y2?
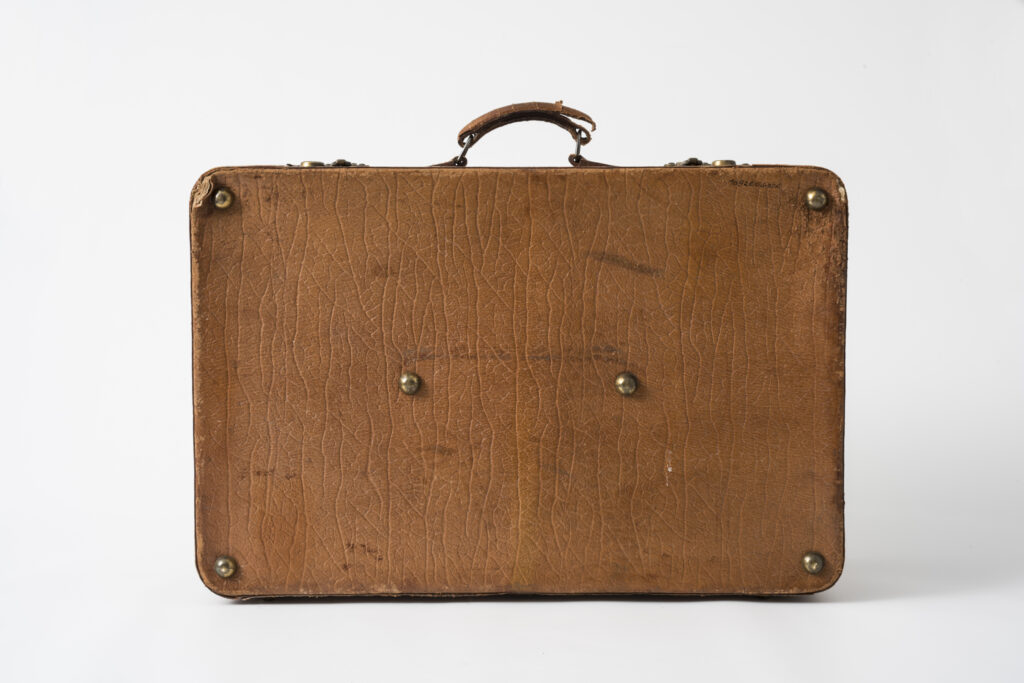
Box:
190 101 847 598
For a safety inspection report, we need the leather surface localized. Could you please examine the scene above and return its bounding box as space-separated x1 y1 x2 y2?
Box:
191 165 847 598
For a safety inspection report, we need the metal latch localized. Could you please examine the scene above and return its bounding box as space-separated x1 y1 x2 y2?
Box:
291 159 368 167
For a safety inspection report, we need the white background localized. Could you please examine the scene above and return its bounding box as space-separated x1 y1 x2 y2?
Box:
2 0 1022 680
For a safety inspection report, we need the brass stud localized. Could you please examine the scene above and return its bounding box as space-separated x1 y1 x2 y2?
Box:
711 159 736 167
614 371 638 396
300 160 325 167
212 188 233 209
805 188 828 210
802 552 825 575
398 371 421 395
214 555 237 578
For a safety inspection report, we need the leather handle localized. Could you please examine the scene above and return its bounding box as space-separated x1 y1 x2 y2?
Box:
438 101 606 167
457 101 596 148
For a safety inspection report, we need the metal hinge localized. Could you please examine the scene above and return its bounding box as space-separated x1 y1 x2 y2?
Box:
289 159 368 168
664 159 738 167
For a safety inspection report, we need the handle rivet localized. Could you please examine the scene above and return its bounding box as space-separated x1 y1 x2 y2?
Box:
711 159 736 167
802 552 825 574
398 371 422 395
214 555 237 578
213 189 233 209
614 372 638 396
805 188 828 210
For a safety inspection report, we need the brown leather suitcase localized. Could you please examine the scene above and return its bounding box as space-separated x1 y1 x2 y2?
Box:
191 101 847 598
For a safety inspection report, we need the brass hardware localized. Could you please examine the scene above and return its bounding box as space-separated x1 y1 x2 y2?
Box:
288 159 367 168
805 188 829 210
802 552 825 575
665 158 704 167
614 372 638 396
212 189 233 210
214 555 237 578
711 159 736 167
398 371 422 395
454 133 476 166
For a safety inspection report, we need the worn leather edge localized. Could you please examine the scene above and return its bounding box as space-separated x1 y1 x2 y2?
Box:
229 586 839 601
191 168 216 596
191 164 840 175
818 168 848 597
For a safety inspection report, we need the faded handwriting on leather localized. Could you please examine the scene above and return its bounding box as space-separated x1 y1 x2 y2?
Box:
402 345 622 363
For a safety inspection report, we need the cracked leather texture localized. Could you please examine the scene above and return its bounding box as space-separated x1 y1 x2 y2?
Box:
191 165 847 597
